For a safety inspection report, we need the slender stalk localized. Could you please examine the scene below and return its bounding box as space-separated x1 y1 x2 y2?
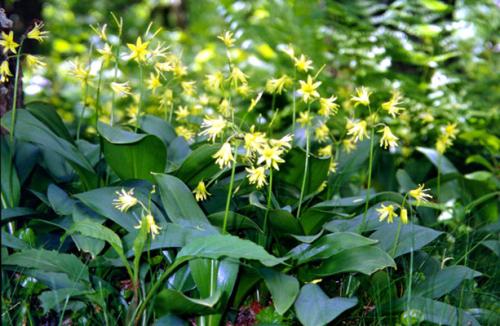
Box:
263 168 274 239
391 194 408 257
94 62 104 128
360 127 375 232
76 44 94 141
168 101 174 123
292 68 297 134
406 206 415 326
135 63 144 131
437 154 442 202
9 38 24 145
296 105 311 218
222 147 238 234
110 36 122 126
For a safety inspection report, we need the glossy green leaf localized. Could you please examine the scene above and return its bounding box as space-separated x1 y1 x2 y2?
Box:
208 211 262 232
175 144 220 187
413 265 481 298
138 115 176 146
416 147 457 174
260 268 299 315
26 102 72 142
1 137 20 208
154 288 221 316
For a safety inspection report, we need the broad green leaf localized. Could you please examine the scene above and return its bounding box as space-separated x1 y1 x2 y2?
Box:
138 115 176 146
3 249 89 283
298 208 334 235
20 270 86 290
289 232 378 265
208 211 262 232
1 207 37 224
1 137 20 207
413 265 481 298
294 284 357 326
39 288 88 313
153 173 209 224
1 110 93 171
370 223 443 258
299 246 395 280
481 240 500 257
177 234 285 267
269 209 303 235
416 147 457 174
68 219 123 257
98 122 167 182
154 288 221 316
260 268 299 315
1 230 29 249
175 144 220 187
26 102 72 142
47 184 75 215
153 315 188 326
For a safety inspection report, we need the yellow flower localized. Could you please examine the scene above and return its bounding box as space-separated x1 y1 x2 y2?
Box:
319 96 339 117
443 123 458 140
244 128 267 156
113 188 138 212
419 112 434 123
315 123 330 143
175 126 195 141
346 119 368 143
175 106 190 120
135 213 162 239
329 160 337 174
436 134 452 154
237 83 251 97
1 60 13 83
258 145 285 170
97 43 113 65
299 75 321 103
218 98 231 117
409 184 432 204
400 208 408 224
181 81 196 96
294 54 313 72
228 67 248 87
127 36 150 62
199 116 227 142
270 134 293 150
265 75 292 94
213 142 234 169
246 166 267 189
147 73 162 93
377 204 397 223
69 60 93 84
25 55 46 69
382 91 403 117
193 180 211 201
351 86 371 107
379 126 398 149
297 111 312 127
280 44 295 60
248 92 263 112
205 71 224 91
110 81 132 96
90 23 107 41
318 145 332 158
343 139 356 153
0 31 19 54
217 31 235 47
27 22 49 42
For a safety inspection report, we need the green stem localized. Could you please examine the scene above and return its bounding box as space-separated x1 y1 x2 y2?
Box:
406 206 415 325
296 105 311 218
9 38 24 146
437 155 442 202
292 68 297 134
135 64 144 131
95 63 104 128
76 44 94 141
222 147 238 234
263 168 274 241
110 38 122 126
391 194 408 257
360 127 375 232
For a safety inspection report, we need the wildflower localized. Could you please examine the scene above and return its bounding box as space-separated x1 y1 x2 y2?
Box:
294 54 313 72
181 81 196 96
213 142 234 169
419 112 434 123
400 208 409 224
379 126 398 149
113 188 138 212
409 184 432 204
343 139 356 153
318 145 332 158
299 75 321 103
237 83 251 97
199 116 227 142
317 181 327 193
297 111 312 127
319 96 339 117
228 67 248 87
147 73 162 93
258 145 285 170
382 91 403 117
270 134 293 150
436 134 452 154
0 60 13 83
315 123 330 143
97 43 113 65
127 36 150 62
27 22 49 42
150 43 169 58
377 204 397 223
218 98 231 117
0 31 19 54
244 128 267 155
329 160 337 174
69 60 92 84
175 126 195 141
346 119 368 143
193 180 211 201
217 31 235 47
135 213 162 239
205 71 224 91
266 75 292 94
175 106 190 120
25 55 46 69
443 123 458 140
280 44 295 59
248 92 263 112
351 86 371 107
90 23 107 41
246 166 267 189
111 82 132 96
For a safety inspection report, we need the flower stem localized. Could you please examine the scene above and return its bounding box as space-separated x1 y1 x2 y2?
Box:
360 127 375 233
94 62 104 128
292 68 297 134
391 194 408 257
9 39 24 146
263 168 273 239
437 155 442 202
296 105 311 218
76 44 94 141
222 147 238 234
135 63 144 131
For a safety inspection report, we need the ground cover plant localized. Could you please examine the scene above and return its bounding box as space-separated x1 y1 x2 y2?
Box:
1 1 499 325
